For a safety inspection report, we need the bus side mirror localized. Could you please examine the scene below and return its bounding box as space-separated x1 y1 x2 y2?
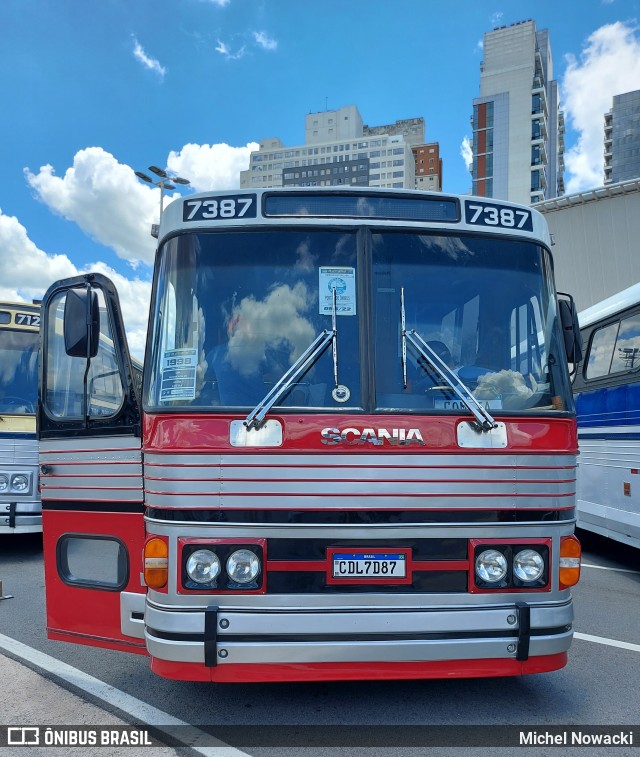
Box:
64 287 100 358
558 294 583 365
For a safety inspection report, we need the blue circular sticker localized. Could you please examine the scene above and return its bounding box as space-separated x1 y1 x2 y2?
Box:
327 278 347 295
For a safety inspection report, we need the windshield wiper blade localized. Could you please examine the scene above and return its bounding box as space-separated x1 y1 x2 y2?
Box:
244 288 340 430
401 288 498 432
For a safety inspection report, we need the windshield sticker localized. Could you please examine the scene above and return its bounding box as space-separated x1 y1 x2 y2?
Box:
434 398 502 411
319 267 356 316
160 348 197 402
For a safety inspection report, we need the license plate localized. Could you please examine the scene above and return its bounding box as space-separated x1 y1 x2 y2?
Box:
326 548 411 584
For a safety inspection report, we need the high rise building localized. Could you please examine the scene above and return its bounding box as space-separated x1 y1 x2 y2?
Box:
413 143 442 191
240 106 438 191
471 19 565 205
604 90 640 185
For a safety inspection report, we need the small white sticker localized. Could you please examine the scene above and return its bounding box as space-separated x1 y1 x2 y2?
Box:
435 398 502 411
319 267 356 316
160 348 197 402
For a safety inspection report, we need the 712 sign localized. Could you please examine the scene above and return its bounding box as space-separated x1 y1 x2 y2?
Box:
465 200 533 231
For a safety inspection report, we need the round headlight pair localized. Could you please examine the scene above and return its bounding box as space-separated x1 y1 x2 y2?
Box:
186 548 261 585
475 548 544 583
0 474 28 493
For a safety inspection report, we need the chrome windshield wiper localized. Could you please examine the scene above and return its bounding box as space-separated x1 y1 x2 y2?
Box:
244 287 340 430
401 288 498 432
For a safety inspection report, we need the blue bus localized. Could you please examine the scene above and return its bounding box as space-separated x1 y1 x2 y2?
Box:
574 283 640 549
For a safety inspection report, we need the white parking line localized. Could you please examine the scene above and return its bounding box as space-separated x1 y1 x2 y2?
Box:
581 562 640 575
0 633 251 757
574 632 640 654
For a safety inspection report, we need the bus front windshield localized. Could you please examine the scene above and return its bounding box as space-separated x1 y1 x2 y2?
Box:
0 329 38 415
145 229 572 415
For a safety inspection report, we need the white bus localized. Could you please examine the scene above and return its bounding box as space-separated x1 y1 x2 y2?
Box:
574 283 640 549
0 302 41 533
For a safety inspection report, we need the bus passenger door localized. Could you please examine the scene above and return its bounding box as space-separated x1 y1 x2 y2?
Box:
38 275 147 655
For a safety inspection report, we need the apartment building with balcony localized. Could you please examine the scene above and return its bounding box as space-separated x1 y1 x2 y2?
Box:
471 19 564 205
240 106 434 191
604 90 640 185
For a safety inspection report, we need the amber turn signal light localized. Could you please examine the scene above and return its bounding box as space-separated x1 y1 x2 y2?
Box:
144 537 168 589
559 534 581 589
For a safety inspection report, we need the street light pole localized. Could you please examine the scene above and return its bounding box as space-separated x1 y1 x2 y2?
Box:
135 165 191 237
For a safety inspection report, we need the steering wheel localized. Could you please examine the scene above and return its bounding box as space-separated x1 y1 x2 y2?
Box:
1 396 35 413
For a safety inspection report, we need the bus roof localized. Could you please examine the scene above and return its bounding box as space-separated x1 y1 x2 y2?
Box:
0 301 40 331
578 282 640 329
158 187 552 248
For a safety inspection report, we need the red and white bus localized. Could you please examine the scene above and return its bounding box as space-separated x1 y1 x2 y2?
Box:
38 188 582 682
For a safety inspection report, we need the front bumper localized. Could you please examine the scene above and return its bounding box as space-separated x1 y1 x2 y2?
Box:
0 501 42 533
127 594 574 680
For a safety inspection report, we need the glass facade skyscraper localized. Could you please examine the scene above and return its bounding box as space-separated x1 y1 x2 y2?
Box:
471 20 564 205
604 90 640 185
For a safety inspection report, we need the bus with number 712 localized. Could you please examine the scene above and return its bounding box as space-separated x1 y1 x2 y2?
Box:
0 301 41 534
38 187 582 682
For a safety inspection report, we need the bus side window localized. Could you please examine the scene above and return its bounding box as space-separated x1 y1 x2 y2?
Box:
610 313 640 373
45 290 125 420
585 321 619 379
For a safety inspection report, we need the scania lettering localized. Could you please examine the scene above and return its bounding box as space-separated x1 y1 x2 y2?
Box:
320 427 425 445
38 187 582 683
0 301 41 534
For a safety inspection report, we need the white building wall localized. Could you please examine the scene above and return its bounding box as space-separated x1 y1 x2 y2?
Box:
536 180 640 311
305 105 363 145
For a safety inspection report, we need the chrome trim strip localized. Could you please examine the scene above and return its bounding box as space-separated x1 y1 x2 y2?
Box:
40 437 143 503
40 436 141 453
144 452 576 468
143 450 575 510
145 493 573 510
145 603 573 637
145 628 573 665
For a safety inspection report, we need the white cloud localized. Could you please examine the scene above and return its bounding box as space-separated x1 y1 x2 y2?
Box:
0 208 151 358
253 31 278 51
132 38 166 78
490 12 504 27
24 147 159 266
227 283 315 376
460 136 473 171
215 39 246 60
86 262 152 359
20 139 258 353
167 142 259 191
562 21 640 193
206 0 230 6
0 209 77 302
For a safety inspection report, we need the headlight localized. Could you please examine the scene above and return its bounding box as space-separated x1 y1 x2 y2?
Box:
513 549 545 582
186 549 221 584
0 474 8 492
475 549 508 583
226 549 261 584
11 474 29 493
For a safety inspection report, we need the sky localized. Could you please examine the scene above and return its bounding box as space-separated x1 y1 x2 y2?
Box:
1 0 640 357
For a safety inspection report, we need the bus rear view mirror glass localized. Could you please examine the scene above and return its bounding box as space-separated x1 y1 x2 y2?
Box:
64 288 100 358
558 295 583 365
